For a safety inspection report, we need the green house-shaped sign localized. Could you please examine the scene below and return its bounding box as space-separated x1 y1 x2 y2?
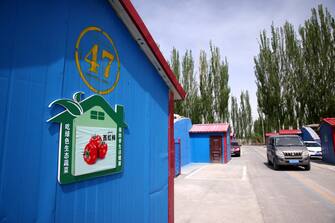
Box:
48 92 127 184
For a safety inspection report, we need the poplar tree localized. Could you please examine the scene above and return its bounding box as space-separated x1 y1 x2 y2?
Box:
254 4 335 133
299 5 335 122
218 58 230 122
245 91 253 139
169 43 231 124
199 50 213 123
239 91 246 138
170 48 183 115
230 96 239 137
181 50 200 123
209 42 230 122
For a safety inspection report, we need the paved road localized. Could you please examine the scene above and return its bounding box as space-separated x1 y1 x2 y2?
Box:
175 145 335 223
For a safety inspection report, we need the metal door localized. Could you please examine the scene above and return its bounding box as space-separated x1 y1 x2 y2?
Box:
210 136 222 163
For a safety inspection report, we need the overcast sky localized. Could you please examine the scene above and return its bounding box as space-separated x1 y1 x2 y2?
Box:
131 0 335 119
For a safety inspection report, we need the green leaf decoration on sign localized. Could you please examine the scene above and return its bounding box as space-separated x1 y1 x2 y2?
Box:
73 91 84 103
48 99 83 117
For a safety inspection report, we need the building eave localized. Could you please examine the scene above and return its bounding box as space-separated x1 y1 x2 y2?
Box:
108 0 186 100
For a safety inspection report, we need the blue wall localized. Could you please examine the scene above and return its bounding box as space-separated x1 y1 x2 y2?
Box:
320 123 335 164
191 133 212 163
0 0 169 222
174 118 192 166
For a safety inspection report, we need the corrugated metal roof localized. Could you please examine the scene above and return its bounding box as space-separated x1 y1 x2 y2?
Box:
189 123 230 133
265 132 278 137
279 129 302 135
323 118 335 126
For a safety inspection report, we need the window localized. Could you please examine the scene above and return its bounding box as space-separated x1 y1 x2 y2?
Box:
90 110 105 120
97 112 105 120
304 142 320 147
275 137 303 146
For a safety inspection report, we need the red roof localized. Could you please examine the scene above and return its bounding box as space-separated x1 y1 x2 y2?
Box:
110 1 186 100
279 129 302 135
323 118 335 126
265 132 278 137
189 123 230 133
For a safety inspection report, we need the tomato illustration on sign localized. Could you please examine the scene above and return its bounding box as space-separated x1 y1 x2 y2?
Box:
84 142 98 165
98 142 108 159
90 135 102 147
84 135 108 165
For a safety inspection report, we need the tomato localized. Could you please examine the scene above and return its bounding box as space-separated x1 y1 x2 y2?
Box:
98 142 108 159
83 142 98 165
89 135 102 147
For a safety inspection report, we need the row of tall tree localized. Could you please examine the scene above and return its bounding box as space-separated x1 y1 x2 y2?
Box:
254 5 335 135
170 44 254 141
170 43 230 124
231 91 253 141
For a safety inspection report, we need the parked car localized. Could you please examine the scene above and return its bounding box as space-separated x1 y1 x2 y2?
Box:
267 135 310 170
231 141 241 157
304 141 322 158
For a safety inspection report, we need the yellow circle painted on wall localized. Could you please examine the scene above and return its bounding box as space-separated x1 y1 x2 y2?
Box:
75 26 121 95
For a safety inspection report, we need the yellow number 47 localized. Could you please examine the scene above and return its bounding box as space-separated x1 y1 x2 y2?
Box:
84 44 115 78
